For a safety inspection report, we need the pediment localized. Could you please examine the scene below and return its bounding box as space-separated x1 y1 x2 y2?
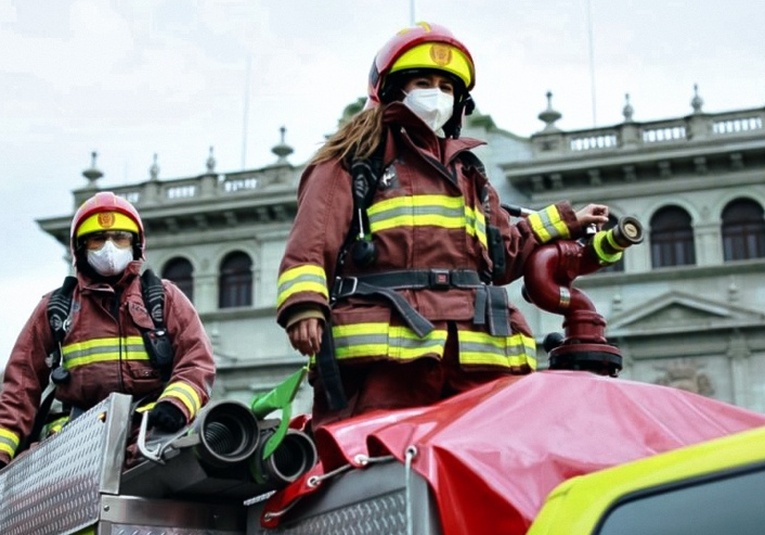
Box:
606 291 765 337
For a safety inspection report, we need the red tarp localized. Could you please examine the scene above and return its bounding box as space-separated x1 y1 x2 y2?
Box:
264 371 765 534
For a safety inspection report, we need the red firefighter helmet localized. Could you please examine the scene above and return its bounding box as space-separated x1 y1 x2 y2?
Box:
70 191 145 261
368 22 476 137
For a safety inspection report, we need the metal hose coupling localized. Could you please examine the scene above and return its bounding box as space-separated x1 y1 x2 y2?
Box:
591 216 644 264
192 399 261 468
249 422 318 491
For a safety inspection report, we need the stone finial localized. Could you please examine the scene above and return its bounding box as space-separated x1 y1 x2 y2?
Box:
691 83 704 114
82 151 103 187
206 146 216 173
149 153 160 181
272 126 294 164
538 91 562 132
622 93 634 123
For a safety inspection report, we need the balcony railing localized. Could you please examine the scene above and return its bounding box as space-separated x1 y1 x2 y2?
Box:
533 107 765 157
74 163 301 209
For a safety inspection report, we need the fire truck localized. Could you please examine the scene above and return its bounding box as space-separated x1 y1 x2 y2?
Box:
3 216 765 534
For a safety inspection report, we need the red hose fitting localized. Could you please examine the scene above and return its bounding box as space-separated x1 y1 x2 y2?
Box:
522 217 644 376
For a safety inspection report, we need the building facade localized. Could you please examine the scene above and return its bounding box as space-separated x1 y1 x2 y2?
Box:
38 90 765 414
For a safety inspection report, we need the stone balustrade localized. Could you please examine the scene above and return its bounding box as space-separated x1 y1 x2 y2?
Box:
532 107 765 157
74 162 300 209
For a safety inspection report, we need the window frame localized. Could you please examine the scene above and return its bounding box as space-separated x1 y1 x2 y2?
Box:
218 251 253 308
650 206 696 268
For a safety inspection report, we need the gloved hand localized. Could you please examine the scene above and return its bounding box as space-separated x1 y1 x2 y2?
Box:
147 402 187 433
0 460 7 471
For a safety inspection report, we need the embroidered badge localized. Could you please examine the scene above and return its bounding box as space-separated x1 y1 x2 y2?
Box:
430 44 452 66
97 212 115 229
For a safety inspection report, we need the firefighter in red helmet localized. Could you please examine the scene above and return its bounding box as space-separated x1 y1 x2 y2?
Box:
367 21 476 139
276 22 609 429
0 191 215 469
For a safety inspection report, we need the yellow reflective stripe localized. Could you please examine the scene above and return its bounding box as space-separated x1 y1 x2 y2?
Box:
277 264 328 307
62 336 149 369
0 428 20 458
368 195 467 232
368 194 488 248
527 205 570 243
331 322 448 361
592 231 624 264
458 331 537 368
332 322 388 359
465 206 488 248
135 401 156 414
159 381 201 418
388 326 448 360
44 416 70 437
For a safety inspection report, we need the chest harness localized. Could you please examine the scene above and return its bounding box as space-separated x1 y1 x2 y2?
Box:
316 139 513 410
25 270 173 449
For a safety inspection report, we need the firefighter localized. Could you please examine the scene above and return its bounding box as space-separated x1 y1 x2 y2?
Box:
0 191 215 468
276 22 609 428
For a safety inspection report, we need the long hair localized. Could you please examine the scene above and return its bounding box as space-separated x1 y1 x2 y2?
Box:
310 105 385 166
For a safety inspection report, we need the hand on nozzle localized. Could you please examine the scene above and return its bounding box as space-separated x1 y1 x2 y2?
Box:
576 204 610 230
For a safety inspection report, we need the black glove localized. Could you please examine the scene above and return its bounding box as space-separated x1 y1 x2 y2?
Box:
147 402 187 433
0 460 7 471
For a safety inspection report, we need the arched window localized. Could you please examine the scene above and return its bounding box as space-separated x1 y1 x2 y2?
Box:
722 198 765 261
162 257 194 302
597 215 625 273
650 206 696 268
219 251 253 308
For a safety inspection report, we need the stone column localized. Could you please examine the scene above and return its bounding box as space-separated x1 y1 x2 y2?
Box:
727 330 751 408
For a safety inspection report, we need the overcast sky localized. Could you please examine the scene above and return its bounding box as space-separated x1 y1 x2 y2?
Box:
1 0 764 368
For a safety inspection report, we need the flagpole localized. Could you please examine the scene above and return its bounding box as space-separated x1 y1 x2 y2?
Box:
586 0 597 126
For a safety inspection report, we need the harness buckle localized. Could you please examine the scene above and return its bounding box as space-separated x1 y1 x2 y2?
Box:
333 276 359 299
429 269 451 290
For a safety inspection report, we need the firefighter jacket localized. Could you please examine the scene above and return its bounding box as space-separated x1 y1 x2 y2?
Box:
0 260 215 464
276 103 583 374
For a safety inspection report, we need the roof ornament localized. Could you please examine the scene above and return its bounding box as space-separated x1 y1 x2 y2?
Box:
82 151 103 188
149 153 160 181
538 91 562 132
206 146 216 173
691 83 704 114
271 126 294 164
622 93 634 123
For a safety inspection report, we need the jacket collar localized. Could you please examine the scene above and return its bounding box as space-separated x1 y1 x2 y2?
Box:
77 260 142 291
382 102 485 165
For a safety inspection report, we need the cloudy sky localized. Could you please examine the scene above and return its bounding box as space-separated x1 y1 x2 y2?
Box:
1 0 764 368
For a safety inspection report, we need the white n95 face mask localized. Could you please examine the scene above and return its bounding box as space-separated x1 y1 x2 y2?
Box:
87 240 133 277
402 88 454 135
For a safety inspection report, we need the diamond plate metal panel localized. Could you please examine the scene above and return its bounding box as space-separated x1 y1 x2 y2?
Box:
0 393 131 535
250 491 408 535
109 526 239 535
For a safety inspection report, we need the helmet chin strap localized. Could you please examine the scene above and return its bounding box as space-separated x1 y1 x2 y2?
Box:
444 93 474 139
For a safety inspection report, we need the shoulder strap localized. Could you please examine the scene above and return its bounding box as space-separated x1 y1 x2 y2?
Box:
28 277 78 452
457 150 505 281
47 276 77 343
334 137 388 281
456 150 487 176
139 269 174 382
140 269 166 329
